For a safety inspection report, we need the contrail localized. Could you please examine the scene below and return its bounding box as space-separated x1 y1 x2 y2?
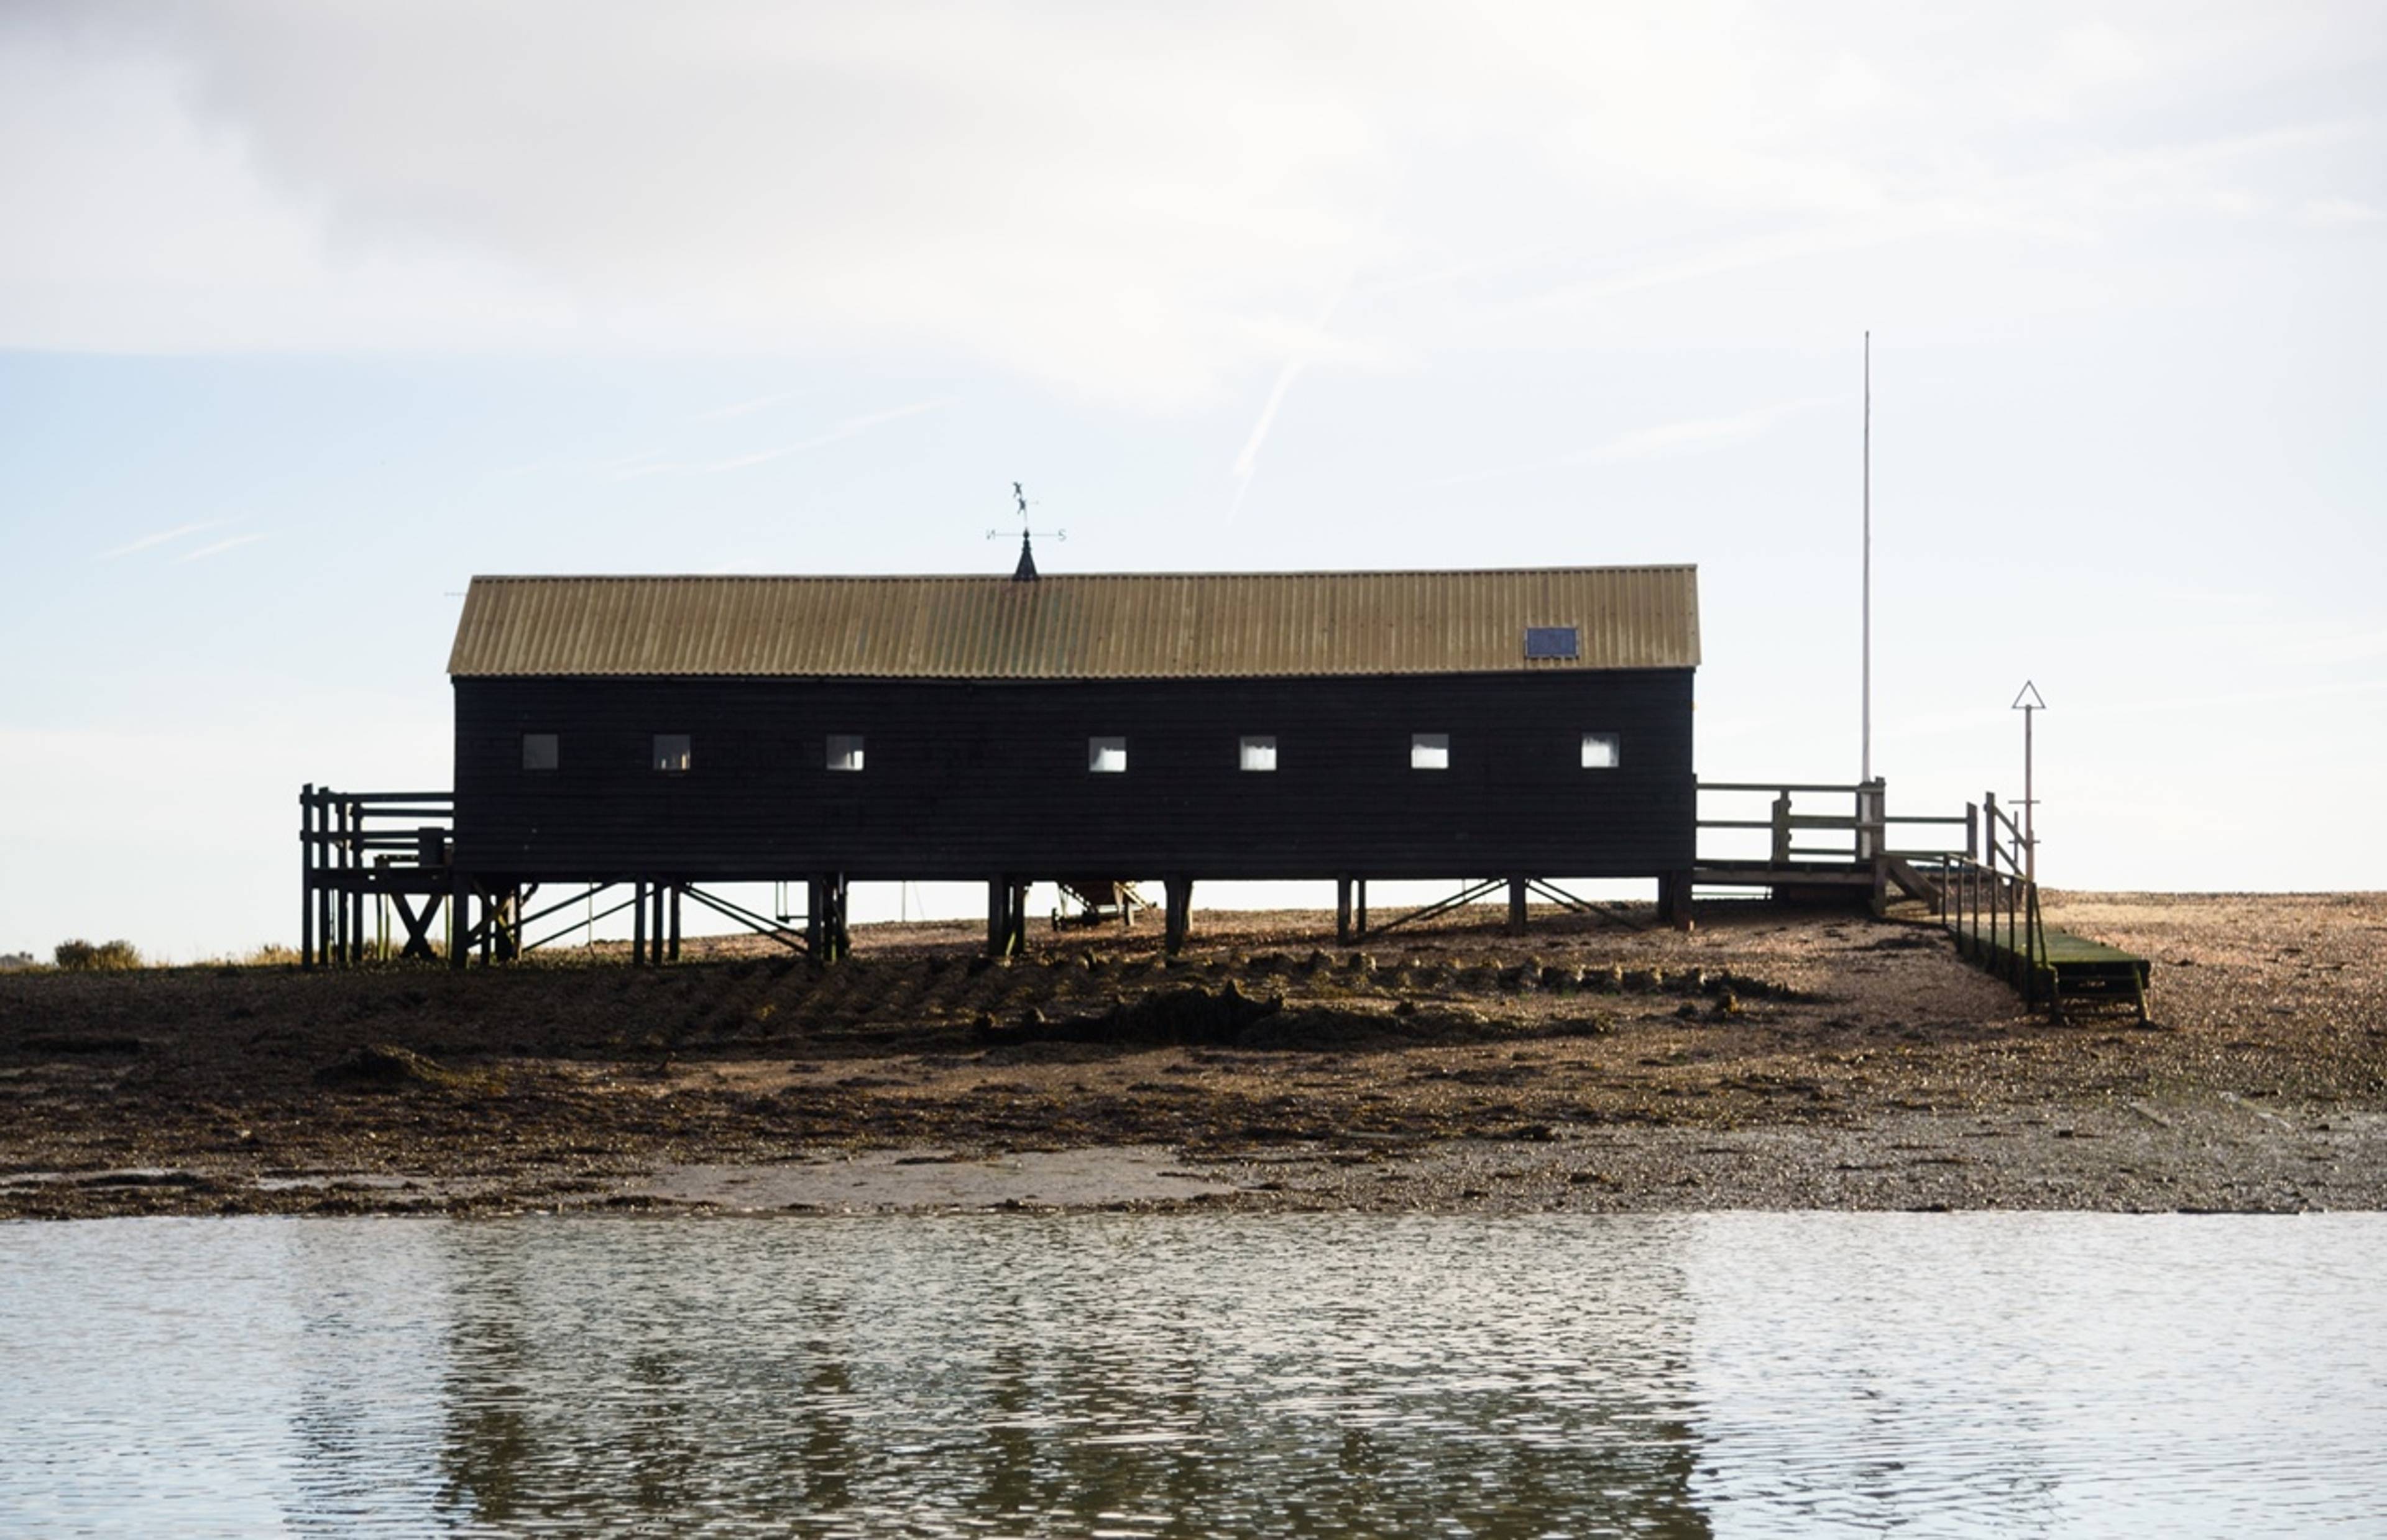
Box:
1227 263 1359 524
177 533 267 562
101 521 221 558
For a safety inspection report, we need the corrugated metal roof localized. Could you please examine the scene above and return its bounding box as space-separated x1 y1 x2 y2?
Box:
446 567 1699 680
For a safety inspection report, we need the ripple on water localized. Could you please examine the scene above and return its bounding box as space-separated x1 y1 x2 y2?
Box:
1 1213 2383 1537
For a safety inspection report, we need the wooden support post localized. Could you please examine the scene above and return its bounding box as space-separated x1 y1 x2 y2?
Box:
300 786 315 971
1507 877 1529 936
1659 871 1695 930
1163 877 1193 955
668 883 681 963
333 799 349 967
651 883 666 965
348 805 364 968
1355 879 1368 940
633 880 648 966
1770 792 1793 866
346 801 361 968
449 871 469 969
1336 878 1353 946
328 797 341 968
987 877 1016 957
812 874 849 963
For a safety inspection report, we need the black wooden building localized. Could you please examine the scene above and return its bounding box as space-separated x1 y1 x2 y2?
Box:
444 564 1700 952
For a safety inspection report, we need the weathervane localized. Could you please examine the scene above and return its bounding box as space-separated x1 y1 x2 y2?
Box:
987 481 1065 580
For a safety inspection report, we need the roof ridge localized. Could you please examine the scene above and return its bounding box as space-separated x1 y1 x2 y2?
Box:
466 565 1698 583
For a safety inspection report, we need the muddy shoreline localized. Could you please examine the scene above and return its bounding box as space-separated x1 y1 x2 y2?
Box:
4 893 2382 1219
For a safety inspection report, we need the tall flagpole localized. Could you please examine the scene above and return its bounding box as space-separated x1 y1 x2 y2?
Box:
1861 331 1872 787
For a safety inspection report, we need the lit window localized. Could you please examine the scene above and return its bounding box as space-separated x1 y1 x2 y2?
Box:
522 733 558 772
1088 736 1128 773
1239 735 1277 772
653 733 692 773
1410 733 1450 771
1581 732 1621 769
827 734 865 772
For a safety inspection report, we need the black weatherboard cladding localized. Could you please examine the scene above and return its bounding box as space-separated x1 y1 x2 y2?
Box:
453 670 1695 881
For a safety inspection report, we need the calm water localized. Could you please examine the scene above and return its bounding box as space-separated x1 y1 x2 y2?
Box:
4 1214 2384 1538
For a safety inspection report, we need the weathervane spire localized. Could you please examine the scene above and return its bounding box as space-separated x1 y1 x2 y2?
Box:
988 480 1065 581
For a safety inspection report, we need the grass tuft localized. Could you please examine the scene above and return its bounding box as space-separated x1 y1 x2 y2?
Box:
54 938 142 971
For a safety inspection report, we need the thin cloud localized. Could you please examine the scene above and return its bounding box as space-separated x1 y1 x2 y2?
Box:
1439 396 1837 487
101 520 222 558
176 532 267 562
614 397 952 480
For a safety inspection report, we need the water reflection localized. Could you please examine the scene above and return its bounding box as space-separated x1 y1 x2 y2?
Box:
424 1219 1712 1537
4 1214 2383 1536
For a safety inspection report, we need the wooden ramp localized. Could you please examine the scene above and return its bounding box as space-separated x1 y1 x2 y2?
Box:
1952 907 2150 1022
1938 793 2151 1022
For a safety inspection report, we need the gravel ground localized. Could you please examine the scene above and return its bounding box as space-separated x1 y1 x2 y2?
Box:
2 892 2381 1219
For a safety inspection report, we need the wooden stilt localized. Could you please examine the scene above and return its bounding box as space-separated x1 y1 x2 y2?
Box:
300 786 315 970
1658 870 1695 930
1163 877 1193 955
1507 877 1528 936
668 883 681 963
449 871 469 969
1336 878 1353 945
333 799 349 965
633 880 648 966
987 876 1028 957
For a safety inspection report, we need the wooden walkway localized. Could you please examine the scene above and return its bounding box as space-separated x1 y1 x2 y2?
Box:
1951 907 2150 1022
1691 779 2153 1020
1936 792 2151 1021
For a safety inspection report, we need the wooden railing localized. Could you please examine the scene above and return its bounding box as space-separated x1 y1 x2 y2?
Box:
299 786 454 968
1937 791 2047 1008
1695 779 1973 867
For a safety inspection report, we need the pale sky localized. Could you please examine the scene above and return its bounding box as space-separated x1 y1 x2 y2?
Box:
2 1 2381 958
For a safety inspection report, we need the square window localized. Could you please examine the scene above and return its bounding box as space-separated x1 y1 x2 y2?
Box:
1581 732 1621 769
1239 735 1277 772
827 733 865 772
1410 733 1450 771
1088 736 1128 773
653 733 691 773
521 733 558 772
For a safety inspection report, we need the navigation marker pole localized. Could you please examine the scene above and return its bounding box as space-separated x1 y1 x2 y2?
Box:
1861 331 1872 787
2013 681 2046 885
